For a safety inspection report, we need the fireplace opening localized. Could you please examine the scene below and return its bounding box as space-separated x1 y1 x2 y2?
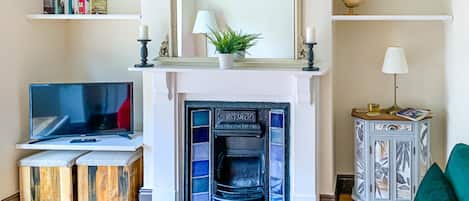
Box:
186 102 289 201
213 134 266 201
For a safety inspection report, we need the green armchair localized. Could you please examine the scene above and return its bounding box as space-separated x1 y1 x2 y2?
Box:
415 143 469 201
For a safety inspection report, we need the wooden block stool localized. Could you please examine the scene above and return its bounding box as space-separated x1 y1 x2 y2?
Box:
19 150 88 201
76 151 143 201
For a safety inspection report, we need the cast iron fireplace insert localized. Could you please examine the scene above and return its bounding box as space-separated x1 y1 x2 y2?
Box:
185 101 290 201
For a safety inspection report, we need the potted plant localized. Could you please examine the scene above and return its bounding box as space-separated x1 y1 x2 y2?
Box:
207 29 242 69
233 30 262 60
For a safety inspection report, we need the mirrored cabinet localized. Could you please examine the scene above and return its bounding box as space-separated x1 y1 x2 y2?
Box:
352 111 431 201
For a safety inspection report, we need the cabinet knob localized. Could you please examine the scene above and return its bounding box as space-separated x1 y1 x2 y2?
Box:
387 124 399 131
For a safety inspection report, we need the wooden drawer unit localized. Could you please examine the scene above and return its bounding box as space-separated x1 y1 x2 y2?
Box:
19 151 88 201
76 151 143 201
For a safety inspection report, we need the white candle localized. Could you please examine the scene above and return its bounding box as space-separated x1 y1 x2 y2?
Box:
305 27 316 43
139 24 149 40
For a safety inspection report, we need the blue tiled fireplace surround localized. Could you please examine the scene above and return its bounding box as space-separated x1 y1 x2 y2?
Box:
185 101 290 201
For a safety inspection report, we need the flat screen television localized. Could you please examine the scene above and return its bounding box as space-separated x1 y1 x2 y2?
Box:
29 82 133 140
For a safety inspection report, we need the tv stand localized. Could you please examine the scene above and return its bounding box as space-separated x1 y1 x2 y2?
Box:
27 137 60 144
16 132 142 151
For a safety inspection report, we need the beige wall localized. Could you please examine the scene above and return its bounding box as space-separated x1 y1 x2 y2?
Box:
333 21 447 173
446 0 469 155
332 0 449 177
66 21 143 130
0 1 69 199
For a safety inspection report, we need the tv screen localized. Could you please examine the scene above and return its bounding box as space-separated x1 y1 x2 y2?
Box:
30 82 133 140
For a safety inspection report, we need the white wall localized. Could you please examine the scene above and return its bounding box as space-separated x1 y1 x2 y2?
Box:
0 1 69 199
446 0 469 154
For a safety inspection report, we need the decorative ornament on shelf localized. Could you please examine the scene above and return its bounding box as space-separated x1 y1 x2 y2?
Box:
303 27 320 71
159 35 170 57
135 24 154 68
382 47 409 115
342 0 365 15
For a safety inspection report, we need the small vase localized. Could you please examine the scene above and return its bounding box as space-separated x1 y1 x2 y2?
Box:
342 0 364 15
218 54 234 69
234 50 246 61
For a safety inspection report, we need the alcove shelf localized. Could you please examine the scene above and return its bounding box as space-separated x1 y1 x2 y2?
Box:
332 15 453 22
26 14 141 21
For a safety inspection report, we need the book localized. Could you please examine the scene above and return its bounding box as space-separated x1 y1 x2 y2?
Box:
44 0 55 14
65 0 74 14
79 0 85 14
396 108 431 121
91 0 107 14
86 0 91 14
55 0 65 14
73 0 80 14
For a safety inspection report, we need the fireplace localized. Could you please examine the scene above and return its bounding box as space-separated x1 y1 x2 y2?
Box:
185 102 289 201
134 67 325 201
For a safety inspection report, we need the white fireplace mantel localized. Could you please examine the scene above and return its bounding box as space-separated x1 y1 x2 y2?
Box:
130 64 329 201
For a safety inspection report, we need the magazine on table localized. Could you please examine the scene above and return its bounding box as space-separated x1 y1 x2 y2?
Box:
397 108 431 121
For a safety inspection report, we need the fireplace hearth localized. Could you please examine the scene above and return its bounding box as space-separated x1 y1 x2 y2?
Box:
185 101 289 201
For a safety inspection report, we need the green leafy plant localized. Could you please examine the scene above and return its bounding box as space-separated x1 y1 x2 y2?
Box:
206 28 243 54
235 30 262 52
207 28 262 55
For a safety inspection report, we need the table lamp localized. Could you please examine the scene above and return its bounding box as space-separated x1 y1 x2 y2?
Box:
193 10 218 56
382 47 409 114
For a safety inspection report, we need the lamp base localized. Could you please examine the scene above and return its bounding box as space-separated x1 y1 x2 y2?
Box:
382 104 403 115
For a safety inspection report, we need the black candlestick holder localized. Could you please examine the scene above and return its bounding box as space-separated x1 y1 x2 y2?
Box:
135 39 154 68
302 42 320 71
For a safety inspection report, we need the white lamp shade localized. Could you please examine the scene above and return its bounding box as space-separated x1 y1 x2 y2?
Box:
193 10 218 34
382 47 409 74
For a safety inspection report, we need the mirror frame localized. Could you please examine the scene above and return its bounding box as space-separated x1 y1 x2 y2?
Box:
166 0 305 60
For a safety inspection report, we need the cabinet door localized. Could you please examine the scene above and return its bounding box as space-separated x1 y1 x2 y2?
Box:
371 136 415 201
371 138 391 200
395 139 414 200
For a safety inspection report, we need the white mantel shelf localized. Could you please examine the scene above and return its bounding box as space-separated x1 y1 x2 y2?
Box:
128 65 329 76
16 133 143 151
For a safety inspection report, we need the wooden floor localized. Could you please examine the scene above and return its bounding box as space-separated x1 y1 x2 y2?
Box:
339 194 353 201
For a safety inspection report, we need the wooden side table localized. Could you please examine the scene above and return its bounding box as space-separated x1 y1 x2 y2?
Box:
351 109 432 201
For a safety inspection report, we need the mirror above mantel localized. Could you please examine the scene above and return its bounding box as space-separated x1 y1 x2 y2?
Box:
164 0 306 62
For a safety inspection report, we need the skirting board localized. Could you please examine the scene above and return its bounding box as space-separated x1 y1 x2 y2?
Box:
320 194 336 201
1 193 19 201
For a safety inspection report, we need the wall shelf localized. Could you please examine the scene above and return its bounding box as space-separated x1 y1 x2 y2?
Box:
332 15 453 22
26 14 141 21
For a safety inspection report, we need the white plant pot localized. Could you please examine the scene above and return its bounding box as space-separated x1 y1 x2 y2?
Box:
218 54 234 69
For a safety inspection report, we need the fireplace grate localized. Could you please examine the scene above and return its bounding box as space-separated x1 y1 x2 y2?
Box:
213 183 264 201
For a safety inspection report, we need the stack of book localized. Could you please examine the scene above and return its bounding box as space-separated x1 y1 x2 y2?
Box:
43 0 107 14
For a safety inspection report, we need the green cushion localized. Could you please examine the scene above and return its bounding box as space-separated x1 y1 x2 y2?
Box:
415 163 457 201
446 143 469 201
